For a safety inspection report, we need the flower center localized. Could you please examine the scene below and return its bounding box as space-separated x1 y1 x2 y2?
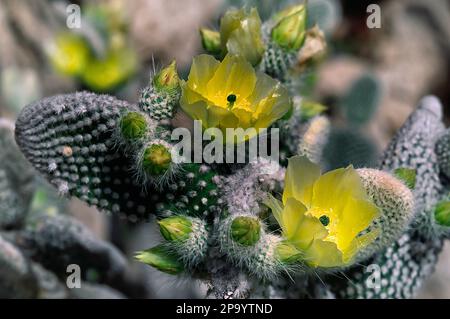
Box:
319 215 330 226
227 94 237 108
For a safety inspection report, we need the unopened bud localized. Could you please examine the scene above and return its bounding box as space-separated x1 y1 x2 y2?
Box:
230 216 261 246
141 142 172 176
159 216 193 242
200 28 221 55
153 60 180 95
120 111 147 140
135 245 184 275
272 4 307 51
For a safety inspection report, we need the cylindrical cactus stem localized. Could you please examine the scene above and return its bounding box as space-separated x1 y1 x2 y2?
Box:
435 128 450 180
15 92 178 222
298 115 330 164
218 215 286 280
355 168 415 262
158 215 209 268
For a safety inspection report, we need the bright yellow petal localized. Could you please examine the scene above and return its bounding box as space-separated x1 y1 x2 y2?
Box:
283 156 321 206
337 197 380 250
187 54 220 96
180 85 208 125
206 104 238 128
342 228 380 263
283 198 328 249
206 54 256 103
304 239 343 268
312 165 367 215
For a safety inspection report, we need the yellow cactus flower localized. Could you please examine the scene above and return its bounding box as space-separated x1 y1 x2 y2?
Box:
180 54 291 142
266 156 380 268
219 7 265 66
81 47 136 92
47 33 91 76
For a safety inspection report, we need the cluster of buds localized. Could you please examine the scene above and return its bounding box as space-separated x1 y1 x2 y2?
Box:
199 1 326 82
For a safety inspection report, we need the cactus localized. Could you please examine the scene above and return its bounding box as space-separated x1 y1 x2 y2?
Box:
322 127 379 170
340 73 382 127
9 2 450 300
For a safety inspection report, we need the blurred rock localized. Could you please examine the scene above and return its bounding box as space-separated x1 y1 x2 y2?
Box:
69 282 125 299
0 233 38 298
128 0 223 68
20 214 127 282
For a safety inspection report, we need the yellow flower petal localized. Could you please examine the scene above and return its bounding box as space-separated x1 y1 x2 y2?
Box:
304 239 343 268
206 54 256 104
187 54 220 96
312 165 368 215
337 197 380 250
342 228 380 263
180 88 209 125
282 156 321 206
283 198 328 250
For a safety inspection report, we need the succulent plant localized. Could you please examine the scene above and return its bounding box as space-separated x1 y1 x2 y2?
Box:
8 2 450 300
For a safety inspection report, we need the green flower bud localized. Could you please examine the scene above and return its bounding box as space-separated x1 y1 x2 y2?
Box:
153 60 180 95
142 143 172 176
435 201 450 227
394 168 416 190
300 100 327 121
135 245 184 275
120 111 147 140
275 242 302 264
230 216 261 246
271 3 307 51
219 7 265 66
159 216 193 242
199 28 221 55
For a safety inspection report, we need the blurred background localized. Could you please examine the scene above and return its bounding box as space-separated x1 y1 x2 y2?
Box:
0 0 449 298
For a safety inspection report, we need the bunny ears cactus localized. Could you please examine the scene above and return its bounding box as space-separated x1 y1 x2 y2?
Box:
12 1 450 300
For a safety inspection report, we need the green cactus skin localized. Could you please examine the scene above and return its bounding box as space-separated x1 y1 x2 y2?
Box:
139 85 179 121
325 96 447 299
322 127 379 170
14 93 222 222
355 169 415 262
259 23 297 83
435 128 450 179
15 92 152 221
297 115 330 164
168 217 209 268
341 73 381 127
218 215 284 280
